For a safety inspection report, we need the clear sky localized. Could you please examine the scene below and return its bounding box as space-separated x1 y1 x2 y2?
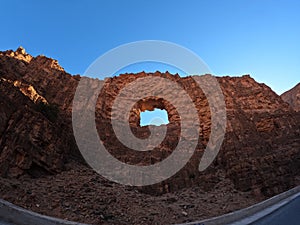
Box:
0 0 299 95
140 109 169 126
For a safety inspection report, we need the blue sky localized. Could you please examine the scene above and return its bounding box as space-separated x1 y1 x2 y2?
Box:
0 0 299 96
140 109 169 126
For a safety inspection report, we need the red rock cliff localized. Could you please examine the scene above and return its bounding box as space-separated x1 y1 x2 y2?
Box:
0 47 299 198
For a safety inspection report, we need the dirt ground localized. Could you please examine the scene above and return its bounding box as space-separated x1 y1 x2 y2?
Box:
0 161 266 225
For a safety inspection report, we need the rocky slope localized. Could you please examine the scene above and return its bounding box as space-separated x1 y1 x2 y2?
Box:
0 47 299 224
281 83 300 112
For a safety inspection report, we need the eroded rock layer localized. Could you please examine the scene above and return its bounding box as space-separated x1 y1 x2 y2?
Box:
0 47 299 198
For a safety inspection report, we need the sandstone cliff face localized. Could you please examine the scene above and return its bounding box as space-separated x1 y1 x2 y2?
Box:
0 47 299 198
281 83 300 112
0 47 79 177
95 73 300 196
218 76 300 196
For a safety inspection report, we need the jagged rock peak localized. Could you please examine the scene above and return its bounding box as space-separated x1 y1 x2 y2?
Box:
33 55 65 72
0 46 33 63
0 46 65 72
16 46 26 55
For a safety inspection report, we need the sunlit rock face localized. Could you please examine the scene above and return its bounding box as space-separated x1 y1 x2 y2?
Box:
0 47 299 197
94 72 300 196
281 83 300 112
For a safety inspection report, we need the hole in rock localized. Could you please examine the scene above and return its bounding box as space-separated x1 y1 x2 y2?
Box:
140 108 169 127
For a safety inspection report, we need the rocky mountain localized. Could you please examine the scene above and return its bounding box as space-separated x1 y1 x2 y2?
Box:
0 47 80 177
281 83 300 112
0 47 299 200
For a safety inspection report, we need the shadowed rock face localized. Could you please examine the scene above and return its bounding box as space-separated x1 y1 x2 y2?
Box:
281 83 300 112
0 47 299 197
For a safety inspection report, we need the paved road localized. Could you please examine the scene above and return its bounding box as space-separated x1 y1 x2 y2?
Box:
0 221 14 225
252 196 300 225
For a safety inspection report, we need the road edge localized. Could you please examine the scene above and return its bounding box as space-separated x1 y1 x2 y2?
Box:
178 185 300 225
0 199 89 225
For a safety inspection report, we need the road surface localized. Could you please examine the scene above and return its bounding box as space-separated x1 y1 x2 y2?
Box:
0 222 14 225
252 196 300 225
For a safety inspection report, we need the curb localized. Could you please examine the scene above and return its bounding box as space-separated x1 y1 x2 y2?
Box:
0 199 89 225
178 185 300 225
